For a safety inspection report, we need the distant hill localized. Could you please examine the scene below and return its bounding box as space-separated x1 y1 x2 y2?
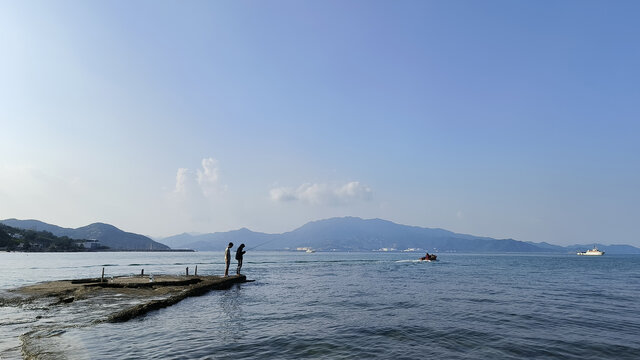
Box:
0 223 92 251
6 217 639 254
158 217 640 253
273 217 548 252
160 228 277 251
1 219 169 251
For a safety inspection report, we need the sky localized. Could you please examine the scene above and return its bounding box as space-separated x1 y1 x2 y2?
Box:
1 1 639 246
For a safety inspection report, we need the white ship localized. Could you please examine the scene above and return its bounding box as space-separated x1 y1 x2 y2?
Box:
577 246 605 256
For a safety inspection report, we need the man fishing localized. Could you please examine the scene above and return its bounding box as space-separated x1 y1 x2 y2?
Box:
224 242 234 277
235 243 246 275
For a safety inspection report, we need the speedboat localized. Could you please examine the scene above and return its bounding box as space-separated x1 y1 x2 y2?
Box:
419 254 437 261
577 246 604 256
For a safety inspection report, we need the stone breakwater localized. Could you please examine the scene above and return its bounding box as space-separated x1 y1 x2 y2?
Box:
3 274 248 359
13 274 247 323
103 275 247 323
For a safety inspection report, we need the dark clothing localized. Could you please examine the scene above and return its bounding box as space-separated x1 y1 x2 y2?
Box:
235 246 246 275
236 258 243 275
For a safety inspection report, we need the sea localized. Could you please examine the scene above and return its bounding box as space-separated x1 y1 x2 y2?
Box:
1 251 640 359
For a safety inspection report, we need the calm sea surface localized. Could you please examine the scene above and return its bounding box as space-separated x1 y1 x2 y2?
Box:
1 251 640 359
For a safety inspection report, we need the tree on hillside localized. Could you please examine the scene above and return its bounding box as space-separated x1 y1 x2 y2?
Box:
0 226 12 248
0 224 87 252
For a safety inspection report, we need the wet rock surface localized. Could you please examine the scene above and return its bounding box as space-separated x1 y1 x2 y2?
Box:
2 274 247 359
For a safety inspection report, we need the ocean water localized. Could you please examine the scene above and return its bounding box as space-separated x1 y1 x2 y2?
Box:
1 251 640 359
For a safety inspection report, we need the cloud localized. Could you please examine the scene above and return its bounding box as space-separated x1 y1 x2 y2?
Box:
270 181 372 206
169 157 225 223
335 181 373 201
174 157 223 199
196 158 220 197
174 168 193 195
269 187 299 202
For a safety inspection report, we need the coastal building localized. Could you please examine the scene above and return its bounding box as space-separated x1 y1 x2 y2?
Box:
76 239 101 249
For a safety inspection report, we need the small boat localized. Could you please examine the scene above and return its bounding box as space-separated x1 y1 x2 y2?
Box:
577 246 604 256
306 248 315 253
419 253 437 261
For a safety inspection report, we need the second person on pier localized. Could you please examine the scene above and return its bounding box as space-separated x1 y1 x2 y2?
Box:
235 244 246 275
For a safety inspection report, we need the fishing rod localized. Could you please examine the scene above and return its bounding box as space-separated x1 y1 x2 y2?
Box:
246 237 279 251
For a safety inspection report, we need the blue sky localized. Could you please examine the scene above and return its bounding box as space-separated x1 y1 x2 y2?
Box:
1 1 639 246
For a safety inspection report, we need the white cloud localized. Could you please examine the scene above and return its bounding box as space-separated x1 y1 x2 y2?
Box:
196 157 220 197
169 157 226 224
174 168 192 195
270 181 372 206
174 157 223 199
336 181 373 201
297 183 326 204
269 187 299 202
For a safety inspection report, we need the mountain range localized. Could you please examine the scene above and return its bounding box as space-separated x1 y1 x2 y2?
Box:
3 217 639 254
0 219 169 251
158 217 640 254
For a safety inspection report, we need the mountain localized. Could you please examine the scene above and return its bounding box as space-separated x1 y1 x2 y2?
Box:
275 217 545 252
0 219 66 234
0 223 88 251
159 233 198 249
160 216 638 253
6 217 639 253
161 228 277 251
525 241 566 252
0 219 170 251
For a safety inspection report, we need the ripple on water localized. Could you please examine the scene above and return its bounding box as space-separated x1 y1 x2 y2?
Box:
4 253 640 359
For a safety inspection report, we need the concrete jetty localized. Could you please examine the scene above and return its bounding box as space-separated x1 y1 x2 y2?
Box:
11 274 248 323
2 274 249 359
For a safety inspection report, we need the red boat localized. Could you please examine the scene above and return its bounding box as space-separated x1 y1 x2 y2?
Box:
419 253 437 261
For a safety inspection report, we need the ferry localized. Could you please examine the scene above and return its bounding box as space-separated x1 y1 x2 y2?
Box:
577 246 605 256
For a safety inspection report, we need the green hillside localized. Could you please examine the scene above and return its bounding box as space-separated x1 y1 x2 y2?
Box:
0 224 104 252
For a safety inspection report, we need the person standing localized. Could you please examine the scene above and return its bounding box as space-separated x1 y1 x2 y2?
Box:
224 242 234 277
235 243 246 275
